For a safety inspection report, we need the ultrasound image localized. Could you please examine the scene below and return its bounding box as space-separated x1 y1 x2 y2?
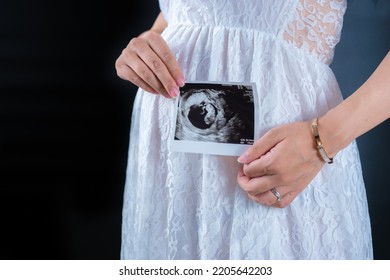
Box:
174 83 255 144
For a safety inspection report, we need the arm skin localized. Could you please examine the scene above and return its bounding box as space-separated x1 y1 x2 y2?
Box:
115 12 185 98
237 51 390 208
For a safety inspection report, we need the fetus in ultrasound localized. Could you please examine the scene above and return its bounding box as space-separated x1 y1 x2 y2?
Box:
175 85 254 144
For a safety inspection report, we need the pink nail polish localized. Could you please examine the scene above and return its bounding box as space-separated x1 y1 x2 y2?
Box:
237 153 249 164
177 77 185 87
170 88 180 97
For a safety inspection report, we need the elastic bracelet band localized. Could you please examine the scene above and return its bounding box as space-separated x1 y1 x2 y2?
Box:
311 118 333 164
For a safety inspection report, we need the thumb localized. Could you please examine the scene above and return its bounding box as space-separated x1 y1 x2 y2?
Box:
237 127 283 164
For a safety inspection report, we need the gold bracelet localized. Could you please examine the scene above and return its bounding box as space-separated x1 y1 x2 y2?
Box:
311 118 333 164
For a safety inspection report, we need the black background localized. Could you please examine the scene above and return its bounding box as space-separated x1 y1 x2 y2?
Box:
0 1 389 259
0 0 160 259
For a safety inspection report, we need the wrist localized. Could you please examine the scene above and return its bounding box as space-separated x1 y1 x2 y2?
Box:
150 13 168 35
311 118 334 163
316 110 355 158
149 27 165 35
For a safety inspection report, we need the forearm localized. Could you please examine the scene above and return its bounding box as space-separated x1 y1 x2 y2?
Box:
150 12 168 34
319 51 390 157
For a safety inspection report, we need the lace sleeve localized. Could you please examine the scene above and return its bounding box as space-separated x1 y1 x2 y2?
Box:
283 0 347 64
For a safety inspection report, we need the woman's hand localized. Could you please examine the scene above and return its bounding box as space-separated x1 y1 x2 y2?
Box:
236 50 390 207
115 29 185 98
237 121 325 208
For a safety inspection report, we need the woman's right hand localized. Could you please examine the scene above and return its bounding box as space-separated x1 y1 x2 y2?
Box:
115 30 185 98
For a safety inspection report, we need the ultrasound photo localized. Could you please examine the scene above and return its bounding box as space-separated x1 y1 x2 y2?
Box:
172 81 257 156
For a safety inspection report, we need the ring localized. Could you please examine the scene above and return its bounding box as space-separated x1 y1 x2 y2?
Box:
270 187 282 202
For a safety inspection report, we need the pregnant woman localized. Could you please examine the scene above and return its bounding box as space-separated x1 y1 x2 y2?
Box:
116 0 390 259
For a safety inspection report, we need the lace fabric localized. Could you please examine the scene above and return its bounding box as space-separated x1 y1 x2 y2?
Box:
283 0 347 64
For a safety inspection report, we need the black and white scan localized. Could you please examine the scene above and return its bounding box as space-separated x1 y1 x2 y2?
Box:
174 82 255 146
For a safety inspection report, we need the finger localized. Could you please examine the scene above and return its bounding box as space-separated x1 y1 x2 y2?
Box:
247 187 289 206
248 189 296 208
135 39 181 97
272 192 296 208
139 32 185 97
237 127 284 164
243 153 307 184
242 150 275 178
116 44 161 91
124 39 172 97
123 60 171 98
116 63 160 95
237 168 276 195
145 32 185 87
128 58 171 97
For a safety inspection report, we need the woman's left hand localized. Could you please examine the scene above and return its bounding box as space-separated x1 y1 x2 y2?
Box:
237 121 325 208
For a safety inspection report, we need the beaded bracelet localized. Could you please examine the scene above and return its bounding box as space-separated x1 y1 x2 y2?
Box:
311 118 333 164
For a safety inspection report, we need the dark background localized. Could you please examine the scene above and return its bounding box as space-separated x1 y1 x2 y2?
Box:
0 1 389 260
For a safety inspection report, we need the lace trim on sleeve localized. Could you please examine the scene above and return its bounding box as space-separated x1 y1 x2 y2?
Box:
283 0 347 65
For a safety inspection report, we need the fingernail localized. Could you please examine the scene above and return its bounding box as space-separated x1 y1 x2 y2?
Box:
176 77 185 87
237 153 249 164
170 87 180 98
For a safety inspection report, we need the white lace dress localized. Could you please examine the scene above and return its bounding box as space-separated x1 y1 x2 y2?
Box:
121 0 373 259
